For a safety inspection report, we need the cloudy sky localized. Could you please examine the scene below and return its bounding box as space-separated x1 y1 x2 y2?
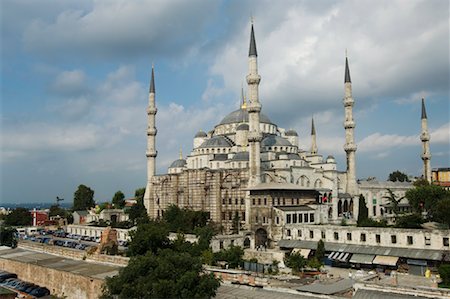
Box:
1 0 449 204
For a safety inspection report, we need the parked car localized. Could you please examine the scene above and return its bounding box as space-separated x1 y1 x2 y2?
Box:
0 272 17 282
30 287 50 297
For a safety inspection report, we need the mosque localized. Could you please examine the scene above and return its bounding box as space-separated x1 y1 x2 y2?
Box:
143 23 430 247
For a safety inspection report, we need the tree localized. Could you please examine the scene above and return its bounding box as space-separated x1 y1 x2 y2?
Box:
49 204 66 217
127 221 171 257
163 205 209 234
388 170 410 182
102 249 221 299
4 208 32 226
439 264 450 288
112 190 125 209
315 239 325 261
405 184 450 221
395 213 424 229
284 252 307 273
0 227 17 248
383 189 405 215
128 188 148 224
357 194 368 226
434 199 450 228
73 184 95 210
231 212 240 234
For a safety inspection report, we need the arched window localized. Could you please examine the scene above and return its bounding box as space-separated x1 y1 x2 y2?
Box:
314 179 322 188
338 200 343 216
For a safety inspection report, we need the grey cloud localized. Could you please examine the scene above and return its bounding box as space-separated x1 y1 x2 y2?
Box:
21 0 219 62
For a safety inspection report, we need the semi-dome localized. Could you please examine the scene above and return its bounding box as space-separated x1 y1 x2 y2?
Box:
199 136 234 148
236 123 249 131
218 108 273 125
169 159 187 168
261 135 293 147
195 130 207 138
285 129 298 136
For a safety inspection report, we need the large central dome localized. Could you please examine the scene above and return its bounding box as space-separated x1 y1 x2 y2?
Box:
218 108 273 125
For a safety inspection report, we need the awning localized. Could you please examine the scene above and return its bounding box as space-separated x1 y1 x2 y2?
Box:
407 259 427 266
349 254 375 264
373 255 399 266
292 248 311 257
278 239 445 261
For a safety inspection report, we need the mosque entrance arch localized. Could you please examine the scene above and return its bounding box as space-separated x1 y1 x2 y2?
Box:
255 228 268 248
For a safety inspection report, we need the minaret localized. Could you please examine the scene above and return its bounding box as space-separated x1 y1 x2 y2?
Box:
144 65 158 213
420 98 432 182
310 117 318 154
343 55 358 195
246 22 262 186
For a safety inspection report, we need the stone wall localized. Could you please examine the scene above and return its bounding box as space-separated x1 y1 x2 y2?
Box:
278 224 450 251
0 258 103 299
19 241 129 266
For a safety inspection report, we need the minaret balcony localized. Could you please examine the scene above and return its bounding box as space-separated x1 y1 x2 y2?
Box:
146 150 157 158
344 121 355 128
343 98 354 106
248 133 262 142
147 128 157 136
247 104 261 113
147 107 158 115
421 153 431 160
420 133 430 141
246 74 261 84
344 144 357 151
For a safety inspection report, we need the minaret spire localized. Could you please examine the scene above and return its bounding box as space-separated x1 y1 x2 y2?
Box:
144 64 158 216
343 55 358 195
249 23 258 57
310 117 318 154
246 21 262 189
420 98 431 182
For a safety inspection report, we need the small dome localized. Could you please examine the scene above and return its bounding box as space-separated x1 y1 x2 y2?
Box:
231 152 249 161
326 155 336 163
285 129 298 136
195 130 207 138
261 135 293 147
199 136 234 148
218 108 273 125
236 123 249 131
169 159 187 168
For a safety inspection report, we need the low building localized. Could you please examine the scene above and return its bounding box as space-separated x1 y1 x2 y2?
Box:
432 168 450 190
66 224 135 241
30 209 48 226
277 224 450 275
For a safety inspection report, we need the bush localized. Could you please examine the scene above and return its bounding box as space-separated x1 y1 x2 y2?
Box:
395 213 424 229
284 252 307 273
213 245 244 269
357 218 388 227
439 264 450 288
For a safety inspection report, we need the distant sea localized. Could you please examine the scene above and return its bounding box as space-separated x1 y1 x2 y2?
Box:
0 202 72 210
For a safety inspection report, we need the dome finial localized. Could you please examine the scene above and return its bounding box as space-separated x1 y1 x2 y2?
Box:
241 83 247 109
179 146 183 160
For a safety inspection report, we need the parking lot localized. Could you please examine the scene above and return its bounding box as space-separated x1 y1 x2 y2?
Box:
0 270 50 298
18 229 128 252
